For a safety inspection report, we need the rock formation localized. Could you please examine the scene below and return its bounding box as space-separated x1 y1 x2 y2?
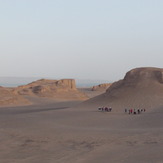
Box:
82 67 163 111
92 83 111 91
14 79 88 101
0 86 30 106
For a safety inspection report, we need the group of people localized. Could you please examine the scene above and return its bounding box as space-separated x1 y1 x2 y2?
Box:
98 107 112 112
125 108 146 115
97 106 146 114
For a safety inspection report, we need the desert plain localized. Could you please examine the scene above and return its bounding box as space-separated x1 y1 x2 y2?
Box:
0 67 163 163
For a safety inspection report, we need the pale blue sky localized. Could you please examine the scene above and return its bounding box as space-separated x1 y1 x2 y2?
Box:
0 0 163 81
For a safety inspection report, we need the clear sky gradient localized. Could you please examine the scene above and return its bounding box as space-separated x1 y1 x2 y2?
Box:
0 0 163 81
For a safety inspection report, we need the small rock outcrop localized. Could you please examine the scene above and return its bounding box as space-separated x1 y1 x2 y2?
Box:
0 86 30 106
92 83 111 91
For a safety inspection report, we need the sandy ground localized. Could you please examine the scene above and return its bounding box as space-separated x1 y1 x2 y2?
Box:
0 99 163 163
78 88 105 98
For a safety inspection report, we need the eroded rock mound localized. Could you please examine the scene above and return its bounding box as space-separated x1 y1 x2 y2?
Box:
0 86 30 106
92 83 111 91
82 67 163 111
14 79 88 100
107 67 163 94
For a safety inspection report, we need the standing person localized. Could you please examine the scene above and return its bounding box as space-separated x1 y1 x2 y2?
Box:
125 108 127 113
105 107 108 112
133 109 136 114
101 107 104 111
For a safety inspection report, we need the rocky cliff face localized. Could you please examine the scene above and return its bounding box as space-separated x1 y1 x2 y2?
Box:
57 79 76 90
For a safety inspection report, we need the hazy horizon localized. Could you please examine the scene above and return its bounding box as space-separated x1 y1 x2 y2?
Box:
1 0 163 81
0 76 112 87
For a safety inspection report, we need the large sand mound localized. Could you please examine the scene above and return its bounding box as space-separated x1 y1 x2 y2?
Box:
14 79 88 101
81 67 163 111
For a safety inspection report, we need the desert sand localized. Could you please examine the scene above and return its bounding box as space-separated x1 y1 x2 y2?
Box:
0 101 162 163
0 68 163 163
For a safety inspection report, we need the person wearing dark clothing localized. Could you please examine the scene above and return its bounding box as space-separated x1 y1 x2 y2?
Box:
125 108 127 113
105 107 109 112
